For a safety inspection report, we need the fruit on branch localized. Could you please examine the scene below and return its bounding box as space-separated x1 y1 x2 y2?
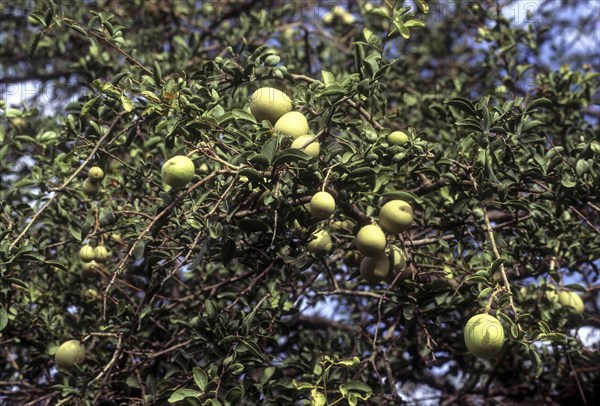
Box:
88 166 104 182
249 87 292 124
82 288 99 302
94 246 109 263
558 291 584 314
360 252 390 283
310 191 335 220
274 111 309 138
82 178 100 196
79 245 96 262
355 225 386 257
388 131 409 146
378 199 413 233
464 314 505 358
307 229 333 255
81 260 101 278
161 155 195 188
385 246 410 284
55 340 85 369
291 135 320 160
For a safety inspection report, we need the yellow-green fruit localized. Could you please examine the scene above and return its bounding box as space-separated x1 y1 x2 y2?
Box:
464 314 505 358
250 87 292 124
545 288 559 303
274 111 309 138
558 291 584 314
81 260 101 278
79 245 96 262
55 340 85 369
88 166 104 182
291 135 320 160
94 246 109 263
310 191 335 220
355 225 386 257
378 200 413 233
82 288 99 302
388 131 409 146
385 247 410 284
331 219 354 231
161 155 195 188
307 230 333 255
82 178 99 196
360 253 390 283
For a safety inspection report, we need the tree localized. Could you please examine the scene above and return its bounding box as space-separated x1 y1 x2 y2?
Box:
1 0 599 404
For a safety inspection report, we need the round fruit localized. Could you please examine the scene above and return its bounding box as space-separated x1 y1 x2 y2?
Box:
291 135 320 160
81 260 101 278
385 246 410 284
544 288 559 303
558 291 584 314
82 178 100 196
249 87 292 124
464 314 505 358
360 253 390 283
307 230 333 255
88 166 104 182
161 155 195 188
274 111 309 138
378 200 413 234
355 225 386 257
310 191 335 220
79 245 96 262
388 131 409 146
94 246 109 263
82 288 99 302
55 340 85 369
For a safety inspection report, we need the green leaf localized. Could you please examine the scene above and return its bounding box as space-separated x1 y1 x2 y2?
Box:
192 367 208 392
272 149 311 167
415 0 429 13
121 94 133 112
167 388 201 403
0 307 8 331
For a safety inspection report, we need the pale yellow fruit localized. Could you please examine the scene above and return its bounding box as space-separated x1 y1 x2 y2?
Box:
310 191 335 220
385 246 410 284
379 200 413 233
94 246 109 263
464 314 505 358
250 87 292 124
55 340 85 369
355 225 386 257
81 260 101 278
82 288 99 302
291 135 320 160
307 230 332 255
274 111 309 138
360 253 389 283
388 131 409 146
88 166 104 182
82 178 99 196
464 314 504 358
544 288 559 303
331 219 354 231
79 245 96 262
558 291 584 314
161 155 195 188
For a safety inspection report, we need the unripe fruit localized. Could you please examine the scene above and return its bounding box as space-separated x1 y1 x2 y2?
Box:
464 314 505 358
360 253 390 283
291 135 320 160
79 245 96 262
388 131 409 146
310 191 335 220
82 288 99 302
82 178 99 196
544 288 559 303
307 230 333 255
94 246 109 263
378 200 413 234
274 111 309 138
355 225 386 257
558 291 584 314
81 260 101 278
250 87 292 124
385 246 410 284
161 155 195 188
88 166 104 182
55 340 85 369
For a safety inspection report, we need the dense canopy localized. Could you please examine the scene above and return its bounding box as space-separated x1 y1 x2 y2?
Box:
1 1 599 405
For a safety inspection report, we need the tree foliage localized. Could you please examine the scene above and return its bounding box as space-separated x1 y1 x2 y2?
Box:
1 0 599 405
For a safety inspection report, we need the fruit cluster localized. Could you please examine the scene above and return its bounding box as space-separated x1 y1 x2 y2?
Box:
82 166 104 196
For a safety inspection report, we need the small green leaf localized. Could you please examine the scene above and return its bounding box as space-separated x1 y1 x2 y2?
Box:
167 388 201 403
193 367 208 391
